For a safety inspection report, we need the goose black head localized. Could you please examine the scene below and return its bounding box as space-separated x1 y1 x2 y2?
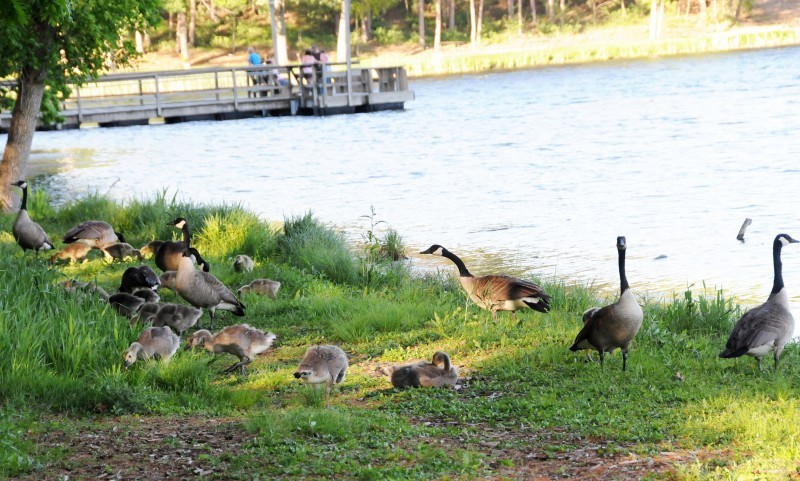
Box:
168 217 187 229
776 234 799 247
616 236 627 250
11 180 26 189
420 244 445 256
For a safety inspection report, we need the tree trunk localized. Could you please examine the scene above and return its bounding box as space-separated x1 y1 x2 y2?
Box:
559 0 564 26
231 14 237 53
361 13 372 42
508 0 514 18
269 0 288 64
189 0 197 46
517 0 522 33
591 0 596 23
547 0 554 21
337 0 350 60
135 30 144 53
469 0 477 46
449 0 456 29
0 68 47 211
177 11 189 64
621 0 625 17
418 0 426 47
530 0 537 25
734 0 743 19
477 0 484 44
434 0 442 50
649 0 658 38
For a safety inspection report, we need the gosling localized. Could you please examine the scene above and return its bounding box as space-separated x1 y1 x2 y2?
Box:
293 345 348 397
123 326 181 368
151 303 203 335
108 292 145 318
389 351 458 388
185 324 277 375
50 243 93 264
233 255 254 272
237 279 281 299
159 271 177 292
102 242 143 262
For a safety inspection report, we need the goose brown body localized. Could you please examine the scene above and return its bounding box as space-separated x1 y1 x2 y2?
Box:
186 324 276 374
293 345 348 396
63 220 122 249
420 244 550 320
390 351 458 388
123 326 181 368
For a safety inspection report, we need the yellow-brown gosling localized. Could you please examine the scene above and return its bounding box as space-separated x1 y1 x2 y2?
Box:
50 243 92 264
293 345 348 397
233 255 254 272
237 279 281 299
102 242 143 262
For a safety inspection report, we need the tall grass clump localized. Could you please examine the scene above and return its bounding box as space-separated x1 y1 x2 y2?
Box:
193 210 278 259
651 285 740 337
278 212 360 285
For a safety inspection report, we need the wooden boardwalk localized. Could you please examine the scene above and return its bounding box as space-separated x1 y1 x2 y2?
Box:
0 63 414 132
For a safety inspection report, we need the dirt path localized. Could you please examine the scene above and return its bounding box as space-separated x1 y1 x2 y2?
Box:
747 0 800 25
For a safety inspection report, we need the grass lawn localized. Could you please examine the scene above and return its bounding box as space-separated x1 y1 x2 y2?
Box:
1 189 799 480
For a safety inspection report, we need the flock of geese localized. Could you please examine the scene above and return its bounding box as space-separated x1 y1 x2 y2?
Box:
9 178 799 401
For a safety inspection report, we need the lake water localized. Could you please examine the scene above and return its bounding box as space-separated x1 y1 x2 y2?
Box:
12 45 800 321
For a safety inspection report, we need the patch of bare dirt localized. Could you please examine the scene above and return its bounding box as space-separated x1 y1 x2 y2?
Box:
747 0 800 25
16 416 251 480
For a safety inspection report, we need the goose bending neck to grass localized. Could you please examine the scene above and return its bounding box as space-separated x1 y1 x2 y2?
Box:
719 233 798 370
11 180 53 255
570 236 643 371
420 244 550 321
63 220 124 250
169 217 245 330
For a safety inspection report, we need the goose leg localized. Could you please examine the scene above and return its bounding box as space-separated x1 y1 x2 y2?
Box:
622 350 628 371
757 357 764 371
598 350 605 368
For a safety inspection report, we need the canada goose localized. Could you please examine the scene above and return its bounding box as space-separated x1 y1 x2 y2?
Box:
719 233 798 370
169 217 245 330
11 180 54 255
737 218 753 243
119 265 160 293
102 243 143 262
419 244 550 321
123 326 181 368
151 303 203 335
50 243 92 264
293 345 348 397
185 324 276 374
63 220 124 249
159 271 177 292
155 240 210 273
108 292 146 318
132 288 160 303
233 255 254 272
140 240 165 258
389 351 458 388
237 279 281 299
570 236 643 371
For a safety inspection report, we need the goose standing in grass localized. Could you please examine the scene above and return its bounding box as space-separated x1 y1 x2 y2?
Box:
185 324 276 374
389 351 458 388
123 326 181 368
11 180 53 255
570 236 643 371
154 239 210 273
419 244 550 321
108 292 146 318
151 303 203 335
169 217 245 329
63 220 124 250
293 345 349 397
237 279 281 299
158 271 177 292
719 233 798 370
233 255 254 272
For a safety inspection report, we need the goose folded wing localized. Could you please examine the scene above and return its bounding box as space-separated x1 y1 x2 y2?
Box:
730 305 790 349
199 271 245 308
477 275 549 301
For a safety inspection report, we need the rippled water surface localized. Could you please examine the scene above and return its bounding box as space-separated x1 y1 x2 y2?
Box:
13 45 800 319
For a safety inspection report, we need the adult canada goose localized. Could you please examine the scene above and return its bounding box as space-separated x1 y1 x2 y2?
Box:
169 217 245 330
50 243 92 264
102 243 143 262
119 265 160 293
720 233 798 370
63 220 124 250
155 240 210 273
233 255 254 272
123 326 181 368
419 244 550 320
237 279 281 299
293 345 349 397
570 236 643 371
11 180 54 255
185 324 276 374
389 351 458 388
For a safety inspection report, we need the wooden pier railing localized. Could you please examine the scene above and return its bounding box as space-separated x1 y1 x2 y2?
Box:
0 64 414 131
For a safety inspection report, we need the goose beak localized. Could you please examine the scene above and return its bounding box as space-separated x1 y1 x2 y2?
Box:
293 372 301 379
